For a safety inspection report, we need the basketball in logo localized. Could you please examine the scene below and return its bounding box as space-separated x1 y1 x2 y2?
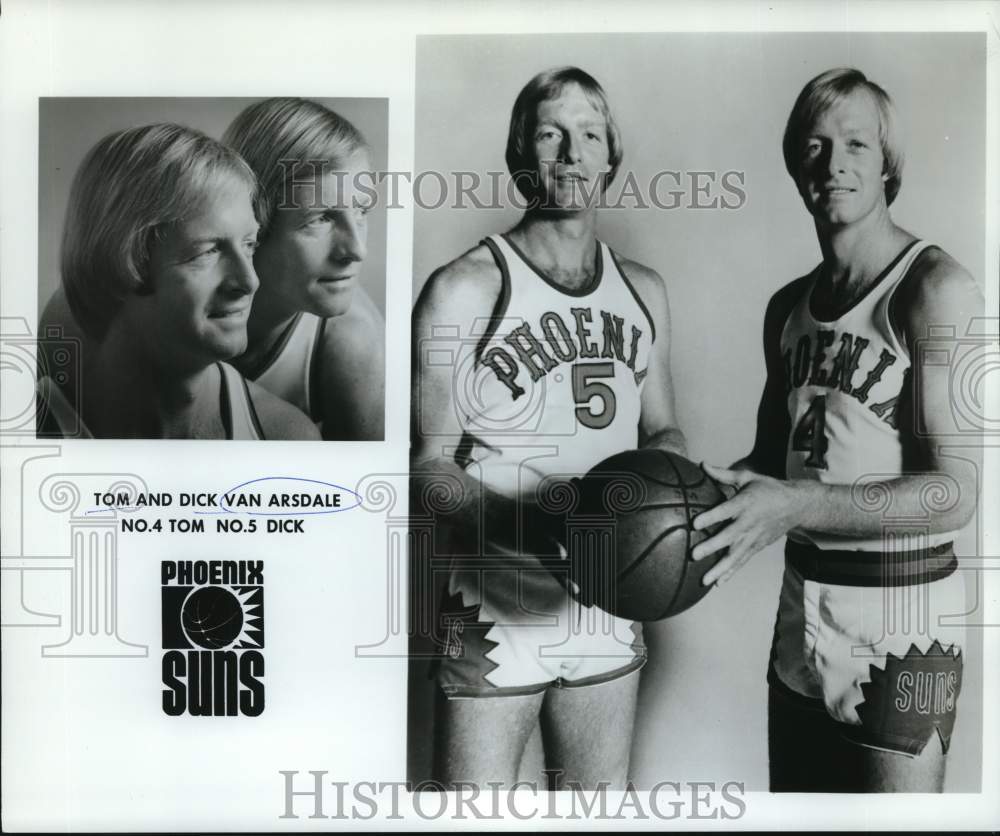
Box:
181 586 245 650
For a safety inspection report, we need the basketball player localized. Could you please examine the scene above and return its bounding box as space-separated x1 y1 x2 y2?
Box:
222 98 385 441
691 69 983 791
412 67 686 788
37 123 318 440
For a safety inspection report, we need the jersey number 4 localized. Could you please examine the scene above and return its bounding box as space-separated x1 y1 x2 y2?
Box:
791 395 829 469
572 362 617 429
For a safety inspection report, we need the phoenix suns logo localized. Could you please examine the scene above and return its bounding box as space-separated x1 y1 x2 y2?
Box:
161 560 265 717
854 640 963 755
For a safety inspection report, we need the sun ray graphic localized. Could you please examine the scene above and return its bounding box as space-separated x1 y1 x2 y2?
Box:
233 586 264 648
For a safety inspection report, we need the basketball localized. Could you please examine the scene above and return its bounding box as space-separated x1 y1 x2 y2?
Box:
568 448 727 621
182 586 244 650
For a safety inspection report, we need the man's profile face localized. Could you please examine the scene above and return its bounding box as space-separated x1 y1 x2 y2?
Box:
253 149 372 319
794 88 889 228
532 83 611 211
123 178 260 371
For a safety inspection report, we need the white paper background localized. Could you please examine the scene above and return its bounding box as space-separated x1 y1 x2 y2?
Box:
1 0 997 831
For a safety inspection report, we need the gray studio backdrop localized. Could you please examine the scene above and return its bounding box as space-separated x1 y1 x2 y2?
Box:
38 97 388 319
410 32 986 791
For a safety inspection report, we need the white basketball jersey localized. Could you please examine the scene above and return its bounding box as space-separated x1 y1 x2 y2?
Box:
250 311 323 423
218 362 266 440
781 240 950 549
456 234 655 497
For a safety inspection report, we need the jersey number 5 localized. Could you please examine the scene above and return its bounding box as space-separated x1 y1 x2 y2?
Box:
572 362 617 429
791 395 829 469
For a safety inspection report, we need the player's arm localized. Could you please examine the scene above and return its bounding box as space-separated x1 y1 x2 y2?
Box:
616 257 687 456
316 286 385 441
693 255 983 585
411 249 558 555
247 379 321 440
733 279 805 477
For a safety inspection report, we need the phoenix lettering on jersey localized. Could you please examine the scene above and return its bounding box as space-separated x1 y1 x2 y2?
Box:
480 307 646 400
783 329 903 427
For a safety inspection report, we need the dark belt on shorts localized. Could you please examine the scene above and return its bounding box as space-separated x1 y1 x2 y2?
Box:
785 539 956 586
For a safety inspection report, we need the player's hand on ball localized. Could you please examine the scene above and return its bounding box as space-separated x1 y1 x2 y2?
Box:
691 464 807 586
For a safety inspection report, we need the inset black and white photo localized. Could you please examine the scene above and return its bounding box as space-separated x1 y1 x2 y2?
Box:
409 32 987 794
36 97 387 440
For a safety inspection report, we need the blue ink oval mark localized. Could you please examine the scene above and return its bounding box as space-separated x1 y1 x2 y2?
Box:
218 476 362 516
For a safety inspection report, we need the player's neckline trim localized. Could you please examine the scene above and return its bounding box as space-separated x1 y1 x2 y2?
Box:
242 311 305 381
217 362 234 439
500 232 603 297
807 239 922 324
